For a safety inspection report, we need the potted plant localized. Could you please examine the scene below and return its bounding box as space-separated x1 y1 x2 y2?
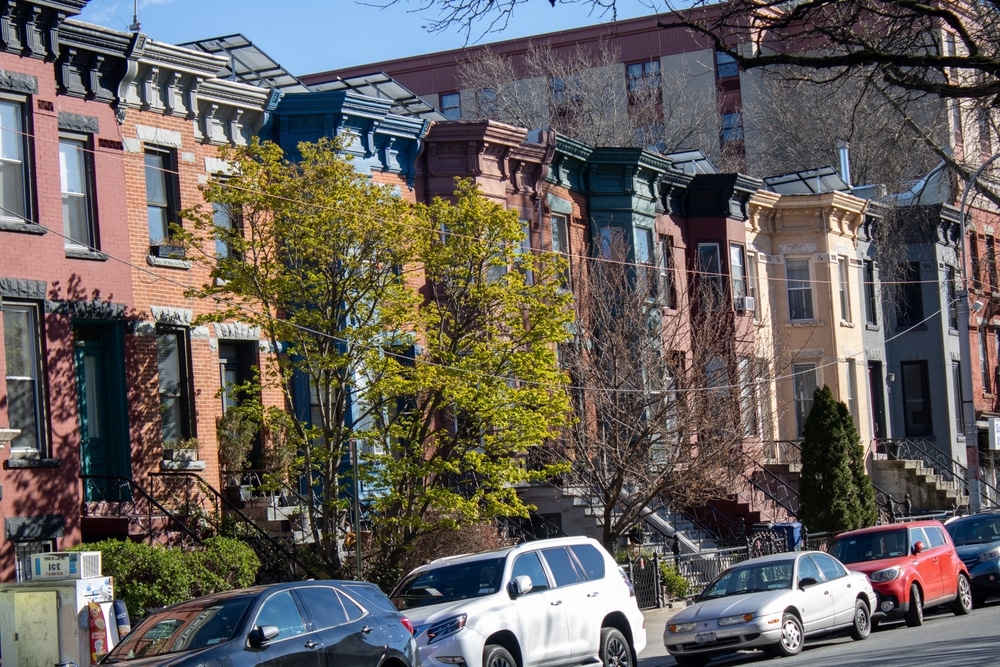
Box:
162 437 199 461
217 408 257 506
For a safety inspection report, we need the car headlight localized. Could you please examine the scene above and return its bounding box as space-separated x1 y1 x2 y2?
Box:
667 622 697 633
978 548 1000 564
718 613 754 626
869 566 901 583
425 614 467 644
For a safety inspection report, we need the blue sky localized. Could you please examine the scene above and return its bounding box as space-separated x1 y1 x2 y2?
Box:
77 0 658 77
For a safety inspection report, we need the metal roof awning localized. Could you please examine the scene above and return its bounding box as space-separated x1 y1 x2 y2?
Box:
307 72 445 120
764 165 850 195
179 33 309 92
664 149 718 175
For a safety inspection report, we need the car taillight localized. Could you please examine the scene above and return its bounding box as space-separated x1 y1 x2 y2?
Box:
401 617 415 634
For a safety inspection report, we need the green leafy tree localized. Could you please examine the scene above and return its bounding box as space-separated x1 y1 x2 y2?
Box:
186 140 573 579
799 385 876 533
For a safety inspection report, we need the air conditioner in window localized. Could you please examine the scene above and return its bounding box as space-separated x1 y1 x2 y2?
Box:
736 296 755 313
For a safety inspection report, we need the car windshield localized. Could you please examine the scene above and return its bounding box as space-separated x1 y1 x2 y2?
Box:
392 557 505 610
948 516 1000 546
829 529 907 563
103 595 254 662
698 560 794 600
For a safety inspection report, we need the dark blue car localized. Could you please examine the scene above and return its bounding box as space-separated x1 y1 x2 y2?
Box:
945 510 1000 606
101 580 416 666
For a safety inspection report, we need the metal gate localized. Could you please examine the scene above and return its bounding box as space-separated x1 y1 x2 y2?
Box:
624 554 662 609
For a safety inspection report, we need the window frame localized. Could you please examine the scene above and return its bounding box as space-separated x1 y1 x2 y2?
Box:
0 95 31 225
144 146 180 252
863 259 878 326
901 360 933 436
747 251 761 319
793 362 817 438
697 242 724 308
156 325 195 447
786 258 814 321
60 132 97 250
715 51 740 79
551 214 572 289
721 111 744 142
838 256 852 322
440 92 461 120
730 243 747 302
3 302 48 455
659 235 677 310
897 261 924 328
626 60 661 93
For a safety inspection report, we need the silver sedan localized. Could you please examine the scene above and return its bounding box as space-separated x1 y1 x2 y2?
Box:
663 550 876 667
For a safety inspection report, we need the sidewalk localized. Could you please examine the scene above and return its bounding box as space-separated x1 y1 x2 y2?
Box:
638 601 689 666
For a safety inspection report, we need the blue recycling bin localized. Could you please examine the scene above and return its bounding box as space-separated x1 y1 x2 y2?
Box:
772 522 804 551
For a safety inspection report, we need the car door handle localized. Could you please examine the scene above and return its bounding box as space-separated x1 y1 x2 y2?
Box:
362 625 374 634
824 590 831 595
551 600 563 606
587 592 600 598
304 640 319 649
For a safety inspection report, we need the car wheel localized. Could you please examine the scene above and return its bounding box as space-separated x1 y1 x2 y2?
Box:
674 655 708 667
484 644 516 667
952 573 973 615
849 599 872 640
904 584 924 627
771 612 804 656
600 627 633 667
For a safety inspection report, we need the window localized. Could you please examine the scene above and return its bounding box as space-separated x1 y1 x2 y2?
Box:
476 88 497 117
144 147 180 250
838 257 851 322
551 214 571 288
947 266 958 329
730 243 747 301
721 112 744 142
213 202 242 259
518 220 533 285
786 259 814 320
971 236 982 291
901 361 932 436
659 236 677 309
635 226 654 293
599 226 625 262
747 252 760 319
15 540 53 582
989 236 998 292
980 326 991 394
698 242 723 308
255 591 307 639
3 303 46 453
0 98 29 222
846 361 858 428
626 60 660 93
897 262 924 328
541 547 584 586
793 363 817 438
739 356 759 437
716 51 740 79
863 260 878 325
953 361 965 434
551 77 566 104
440 92 461 120
157 326 194 446
60 135 95 249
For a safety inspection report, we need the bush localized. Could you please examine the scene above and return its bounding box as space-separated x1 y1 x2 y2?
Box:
70 538 259 619
659 561 690 599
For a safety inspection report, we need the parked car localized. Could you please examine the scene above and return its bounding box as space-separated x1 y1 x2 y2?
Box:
389 536 646 667
662 551 876 666
100 580 416 666
828 519 973 626
945 509 1000 605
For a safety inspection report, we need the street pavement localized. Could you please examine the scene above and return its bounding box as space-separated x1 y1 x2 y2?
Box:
638 601 687 666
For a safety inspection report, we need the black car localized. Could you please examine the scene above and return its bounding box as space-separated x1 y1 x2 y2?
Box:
101 580 416 666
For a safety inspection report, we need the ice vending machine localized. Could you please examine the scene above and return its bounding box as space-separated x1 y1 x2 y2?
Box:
0 552 120 667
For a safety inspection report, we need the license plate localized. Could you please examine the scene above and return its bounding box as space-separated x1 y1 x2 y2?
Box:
695 632 716 644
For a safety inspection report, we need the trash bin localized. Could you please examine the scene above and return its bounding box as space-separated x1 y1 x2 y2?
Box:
771 522 804 551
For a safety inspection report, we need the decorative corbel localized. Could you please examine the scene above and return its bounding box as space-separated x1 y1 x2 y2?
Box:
229 108 244 145
185 76 203 120
164 71 182 115
21 6 43 58
142 65 159 110
89 54 105 99
202 103 219 144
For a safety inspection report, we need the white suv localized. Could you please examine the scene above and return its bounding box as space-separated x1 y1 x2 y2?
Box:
389 536 647 667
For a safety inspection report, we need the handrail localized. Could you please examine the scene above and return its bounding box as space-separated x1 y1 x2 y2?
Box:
878 438 1000 510
80 474 203 545
150 471 318 580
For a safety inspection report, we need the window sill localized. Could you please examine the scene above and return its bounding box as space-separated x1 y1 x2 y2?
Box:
5 457 60 469
65 247 108 261
147 254 192 270
786 319 825 328
0 220 47 235
838 320 855 328
866 323 880 331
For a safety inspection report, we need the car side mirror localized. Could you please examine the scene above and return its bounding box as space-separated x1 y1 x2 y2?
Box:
912 541 925 555
509 575 534 598
798 577 818 589
248 625 280 648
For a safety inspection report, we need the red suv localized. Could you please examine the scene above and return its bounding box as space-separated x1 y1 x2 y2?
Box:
828 520 972 626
